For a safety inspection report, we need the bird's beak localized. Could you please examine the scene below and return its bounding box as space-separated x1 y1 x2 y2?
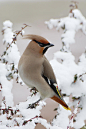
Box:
48 43 54 47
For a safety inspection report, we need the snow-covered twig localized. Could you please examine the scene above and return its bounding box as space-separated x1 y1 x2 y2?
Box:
67 101 80 129
45 3 86 129
22 115 43 125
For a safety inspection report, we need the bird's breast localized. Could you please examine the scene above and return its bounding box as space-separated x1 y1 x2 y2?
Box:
18 54 44 88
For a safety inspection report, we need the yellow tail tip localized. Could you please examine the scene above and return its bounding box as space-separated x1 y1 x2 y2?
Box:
63 106 71 111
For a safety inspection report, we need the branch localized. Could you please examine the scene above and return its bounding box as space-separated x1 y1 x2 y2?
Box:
67 101 80 129
22 115 43 126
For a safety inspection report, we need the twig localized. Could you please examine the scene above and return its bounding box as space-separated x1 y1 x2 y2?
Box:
67 101 80 129
10 24 30 46
0 107 19 116
22 115 43 125
27 99 41 109
1 23 30 57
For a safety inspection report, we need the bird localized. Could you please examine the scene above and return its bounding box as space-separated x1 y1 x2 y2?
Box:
18 34 70 110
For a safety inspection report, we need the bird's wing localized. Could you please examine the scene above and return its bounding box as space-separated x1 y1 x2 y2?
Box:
42 56 71 110
42 56 57 83
42 56 62 98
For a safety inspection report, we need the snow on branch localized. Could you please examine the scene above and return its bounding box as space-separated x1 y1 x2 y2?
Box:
45 7 86 52
45 2 86 129
0 20 64 129
0 2 86 129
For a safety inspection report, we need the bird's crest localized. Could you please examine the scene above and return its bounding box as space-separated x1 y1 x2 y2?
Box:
23 34 49 44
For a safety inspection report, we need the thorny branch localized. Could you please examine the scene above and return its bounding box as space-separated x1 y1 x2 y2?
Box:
1 23 31 57
70 1 79 13
22 115 43 126
73 72 86 83
0 106 19 120
67 101 80 129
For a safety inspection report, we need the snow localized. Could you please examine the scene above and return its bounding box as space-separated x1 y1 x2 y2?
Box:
0 7 86 129
3 21 13 44
0 63 14 107
45 8 86 129
3 20 13 29
0 20 49 129
45 9 86 52
2 21 20 64
4 43 20 64
50 51 86 97
16 93 43 120
52 97 71 129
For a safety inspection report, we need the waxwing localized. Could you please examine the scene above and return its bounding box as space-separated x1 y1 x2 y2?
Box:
18 34 70 110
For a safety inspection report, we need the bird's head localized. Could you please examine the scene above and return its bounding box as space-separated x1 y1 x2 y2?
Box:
23 34 54 54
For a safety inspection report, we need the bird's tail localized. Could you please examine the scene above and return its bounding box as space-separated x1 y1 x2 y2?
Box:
50 83 71 110
51 95 71 110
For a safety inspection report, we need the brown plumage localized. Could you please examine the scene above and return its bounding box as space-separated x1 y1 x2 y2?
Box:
18 34 70 110
23 34 49 44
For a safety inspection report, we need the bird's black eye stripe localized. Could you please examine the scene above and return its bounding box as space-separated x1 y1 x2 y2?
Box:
33 40 50 47
43 47 48 54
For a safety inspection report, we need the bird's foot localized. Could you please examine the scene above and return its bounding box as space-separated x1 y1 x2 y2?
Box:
27 99 41 109
30 87 38 95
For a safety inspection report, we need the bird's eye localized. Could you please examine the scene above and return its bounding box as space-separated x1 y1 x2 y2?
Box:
34 39 50 47
39 43 44 47
34 40 44 47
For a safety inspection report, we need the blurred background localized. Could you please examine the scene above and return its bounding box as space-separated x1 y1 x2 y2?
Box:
0 0 86 128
